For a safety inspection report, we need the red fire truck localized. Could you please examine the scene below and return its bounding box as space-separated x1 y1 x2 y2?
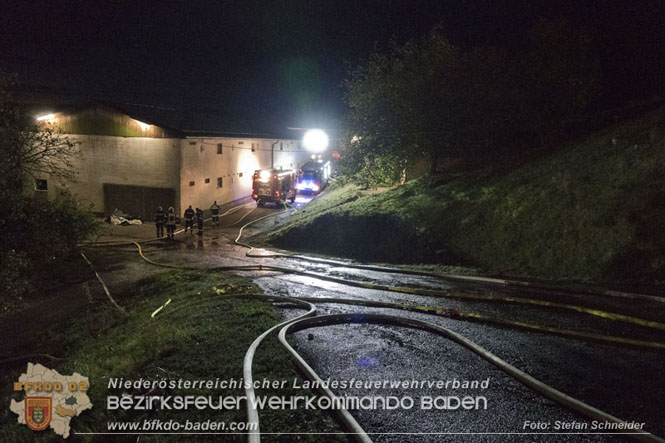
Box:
252 169 296 206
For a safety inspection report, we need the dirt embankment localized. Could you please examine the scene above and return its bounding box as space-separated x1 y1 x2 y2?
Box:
271 212 459 264
260 106 665 284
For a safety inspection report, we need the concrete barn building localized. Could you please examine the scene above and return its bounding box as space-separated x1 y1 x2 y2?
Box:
27 103 311 218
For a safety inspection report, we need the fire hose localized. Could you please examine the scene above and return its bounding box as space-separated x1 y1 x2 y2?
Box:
81 201 665 442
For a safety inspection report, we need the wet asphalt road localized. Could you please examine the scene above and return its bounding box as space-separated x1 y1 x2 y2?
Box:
87 197 665 442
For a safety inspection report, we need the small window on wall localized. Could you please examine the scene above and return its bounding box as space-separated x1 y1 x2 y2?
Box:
35 179 48 190
251 143 256 152
280 142 283 150
217 177 223 188
217 144 223 154
239 172 243 177
205 178 210 184
189 181 195 187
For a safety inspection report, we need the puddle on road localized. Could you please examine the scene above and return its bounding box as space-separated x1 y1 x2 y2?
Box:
144 233 232 251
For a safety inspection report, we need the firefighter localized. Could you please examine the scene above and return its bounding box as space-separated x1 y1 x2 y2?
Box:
166 207 176 239
210 201 220 226
154 206 166 238
184 205 195 233
196 207 204 236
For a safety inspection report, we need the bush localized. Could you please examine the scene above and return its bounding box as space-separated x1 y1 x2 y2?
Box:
0 191 97 313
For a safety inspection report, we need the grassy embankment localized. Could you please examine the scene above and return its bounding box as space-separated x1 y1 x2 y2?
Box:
258 107 665 283
1 270 344 442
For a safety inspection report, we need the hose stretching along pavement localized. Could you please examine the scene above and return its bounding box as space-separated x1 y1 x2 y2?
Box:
230 205 665 440
281 255 665 304
122 234 665 346
259 295 665 351
232 206 665 332
186 292 664 443
80 252 125 313
84 201 665 351
82 201 665 441
241 295 351 443
216 289 665 442
85 201 665 342
277 311 665 443
233 204 665 305
77 204 256 311
81 203 253 248
234 203 295 253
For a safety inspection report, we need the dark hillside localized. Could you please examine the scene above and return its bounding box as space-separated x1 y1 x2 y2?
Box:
259 106 665 283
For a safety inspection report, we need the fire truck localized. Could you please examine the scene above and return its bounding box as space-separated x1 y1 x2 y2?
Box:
252 169 296 206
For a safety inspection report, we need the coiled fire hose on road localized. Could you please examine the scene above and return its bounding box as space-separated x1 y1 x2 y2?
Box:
121 234 665 349
81 201 665 441
219 290 665 443
276 311 665 443
235 202 665 305
86 199 665 340
82 200 665 349
279 255 665 304
230 204 665 441
82 203 254 248
229 206 665 343
78 204 257 311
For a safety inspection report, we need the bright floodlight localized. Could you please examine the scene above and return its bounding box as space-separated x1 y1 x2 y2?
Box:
303 129 329 153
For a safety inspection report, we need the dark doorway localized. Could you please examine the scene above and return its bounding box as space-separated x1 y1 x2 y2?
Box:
103 183 175 220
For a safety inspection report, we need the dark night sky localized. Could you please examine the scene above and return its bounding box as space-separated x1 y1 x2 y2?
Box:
2 0 665 133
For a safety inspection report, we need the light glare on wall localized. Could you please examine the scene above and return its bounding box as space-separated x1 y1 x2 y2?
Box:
136 119 151 131
36 113 55 121
238 150 260 174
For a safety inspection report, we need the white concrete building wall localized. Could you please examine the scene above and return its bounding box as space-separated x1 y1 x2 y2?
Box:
268 139 306 171
179 137 310 214
28 130 311 218
36 134 181 213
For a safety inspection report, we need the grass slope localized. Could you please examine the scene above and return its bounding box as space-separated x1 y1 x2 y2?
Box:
1 270 344 442
261 107 665 282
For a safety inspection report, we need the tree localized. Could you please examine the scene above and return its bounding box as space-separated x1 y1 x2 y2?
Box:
343 28 463 182
0 72 94 310
0 73 78 198
342 28 522 182
341 21 600 185
341 52 409 184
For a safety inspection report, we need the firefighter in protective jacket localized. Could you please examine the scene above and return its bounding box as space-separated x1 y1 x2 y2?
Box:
154 206 166 238
184 205 195 233
196 208 204 236
166 207 176 239
210 201 220 226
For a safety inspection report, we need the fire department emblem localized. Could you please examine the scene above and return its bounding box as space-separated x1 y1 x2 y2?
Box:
25 397 52 431
11 363 93 438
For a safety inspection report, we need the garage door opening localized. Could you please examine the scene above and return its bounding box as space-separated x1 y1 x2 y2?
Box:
103 184 175 220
